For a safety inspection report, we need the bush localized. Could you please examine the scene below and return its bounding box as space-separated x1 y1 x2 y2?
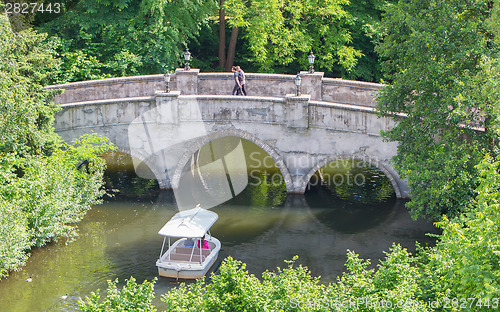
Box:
79 277 157 312
0 199 30 278
161 252 428 312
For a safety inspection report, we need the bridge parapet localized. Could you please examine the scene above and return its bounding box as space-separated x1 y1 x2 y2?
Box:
54 94 394 136
44 69 382 108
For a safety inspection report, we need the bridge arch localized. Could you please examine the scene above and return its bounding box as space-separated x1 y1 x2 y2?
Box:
300 154 402 198
170 129 294 193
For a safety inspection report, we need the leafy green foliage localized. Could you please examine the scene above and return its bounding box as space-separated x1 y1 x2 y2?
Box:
417 155 500 308
0 199 30 279
39 0 217 82
223 0 362 73
330 246 429 312
161 252 429 311
0 13 115 277
0 133 114 275
376 0 499 220
56 49 110 83
487 0 500 40
0 13 60 155
79 277 157 312
161 256 329 311
338 0 395 81
5 134 114 247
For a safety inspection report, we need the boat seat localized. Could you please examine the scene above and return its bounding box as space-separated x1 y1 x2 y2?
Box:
168 253 206 263
175 247 211 256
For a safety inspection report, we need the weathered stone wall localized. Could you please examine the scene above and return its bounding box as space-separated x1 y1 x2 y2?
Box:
45 75 168 105
45 70 382 107
322 78 381 107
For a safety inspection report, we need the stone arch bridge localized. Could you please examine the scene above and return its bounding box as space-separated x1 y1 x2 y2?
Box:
47 69 409 198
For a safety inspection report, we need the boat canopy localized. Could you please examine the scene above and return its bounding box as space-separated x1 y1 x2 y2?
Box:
158 207 218 238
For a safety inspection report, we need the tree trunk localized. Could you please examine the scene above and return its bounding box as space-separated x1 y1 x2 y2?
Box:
218 0 226 69
224 26 239 72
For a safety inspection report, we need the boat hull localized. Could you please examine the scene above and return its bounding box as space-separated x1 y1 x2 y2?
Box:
156 237 220 279
157 254 218 279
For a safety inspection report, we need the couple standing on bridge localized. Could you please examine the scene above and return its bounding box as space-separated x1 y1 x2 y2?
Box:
232 66 247 95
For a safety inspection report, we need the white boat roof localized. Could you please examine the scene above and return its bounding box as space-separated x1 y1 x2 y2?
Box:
158 207 218 238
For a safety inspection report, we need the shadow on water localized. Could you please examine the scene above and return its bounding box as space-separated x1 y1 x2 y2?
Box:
305 187 400 234
101 151 160 200
304 158 401 234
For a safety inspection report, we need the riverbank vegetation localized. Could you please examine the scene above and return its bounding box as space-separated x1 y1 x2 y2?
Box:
2 0 500 309
0 13 114 278
376 0 500 221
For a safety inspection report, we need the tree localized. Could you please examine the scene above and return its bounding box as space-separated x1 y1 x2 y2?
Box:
222 0 362 73
38 0 216 81
0 10 60 155
375 0 500 220
417 155 500 308
4 134 114 248
218 0 241 72
0 11 115 277
339 0 396 82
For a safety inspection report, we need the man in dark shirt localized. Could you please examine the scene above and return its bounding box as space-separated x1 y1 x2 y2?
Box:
232 66 241 95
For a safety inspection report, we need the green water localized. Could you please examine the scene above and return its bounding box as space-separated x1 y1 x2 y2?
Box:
0 146 437 311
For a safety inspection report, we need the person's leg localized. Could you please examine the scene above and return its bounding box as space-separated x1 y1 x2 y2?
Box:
232 84 239 95
241 84 247 95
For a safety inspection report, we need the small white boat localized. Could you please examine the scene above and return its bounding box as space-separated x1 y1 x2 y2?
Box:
156 206 221 279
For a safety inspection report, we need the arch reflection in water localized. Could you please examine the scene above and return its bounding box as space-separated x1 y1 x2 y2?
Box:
176 137 248 209
305 187 398 234
307 158 396 203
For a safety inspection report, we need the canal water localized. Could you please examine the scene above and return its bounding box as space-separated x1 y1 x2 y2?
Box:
0 142 437 311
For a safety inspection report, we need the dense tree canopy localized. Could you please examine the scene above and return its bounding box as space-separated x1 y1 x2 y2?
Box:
0 11 59 155
417 155 500 305
6 0 395 82
223 0 362 72
35 0 216 82
340 0 393 81
376 0 500 220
